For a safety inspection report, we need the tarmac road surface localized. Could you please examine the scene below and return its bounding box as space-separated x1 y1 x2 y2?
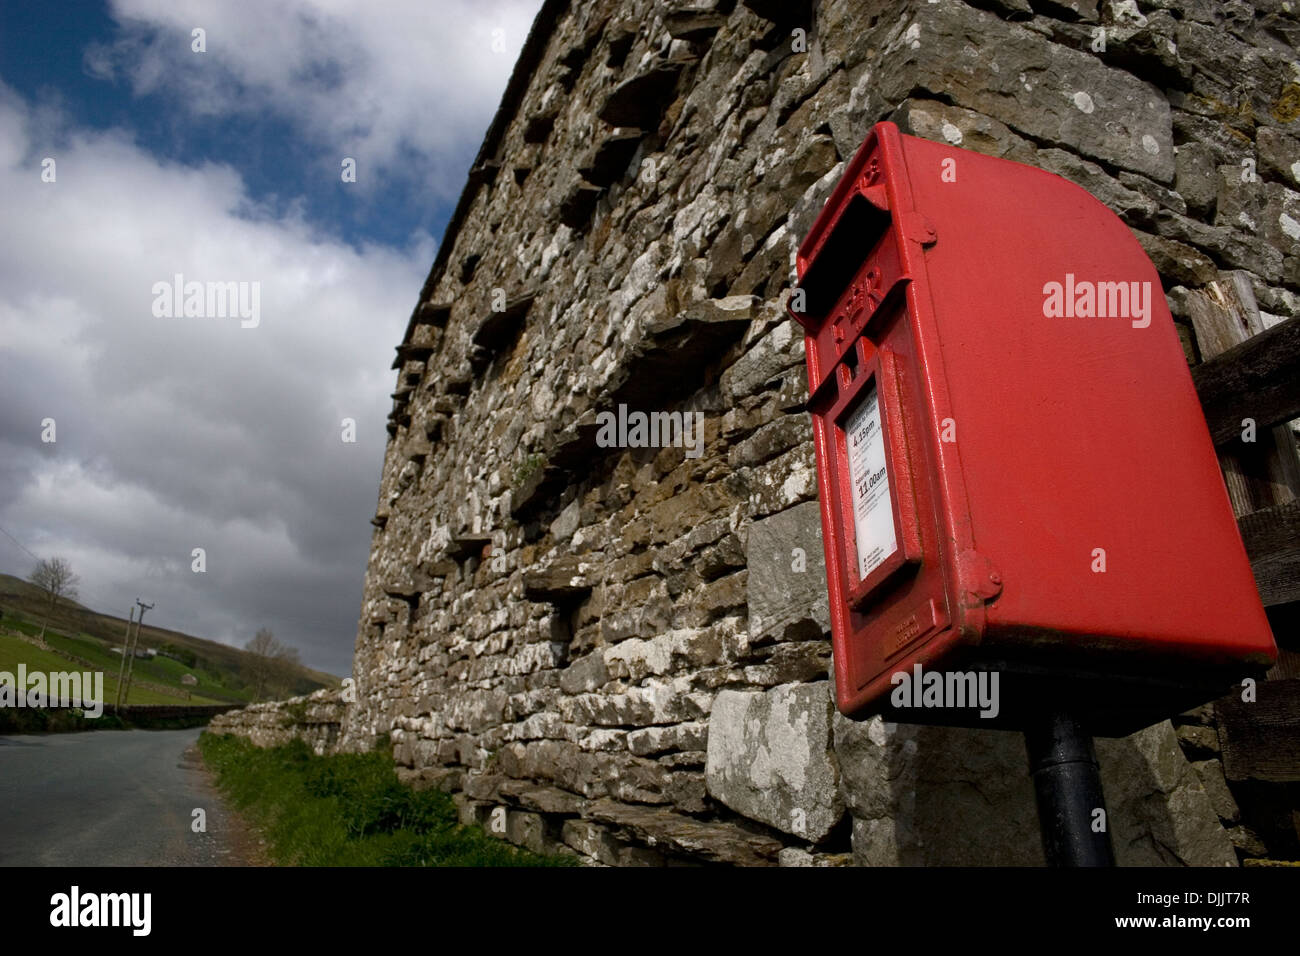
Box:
0 727 258 866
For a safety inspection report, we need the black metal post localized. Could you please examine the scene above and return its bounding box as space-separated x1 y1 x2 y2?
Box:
1024 710 1115 867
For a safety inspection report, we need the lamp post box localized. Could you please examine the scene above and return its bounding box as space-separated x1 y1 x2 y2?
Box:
787 122 1277 736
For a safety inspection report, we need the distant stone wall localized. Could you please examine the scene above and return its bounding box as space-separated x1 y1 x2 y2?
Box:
209 689 346 755
220 0 1298 865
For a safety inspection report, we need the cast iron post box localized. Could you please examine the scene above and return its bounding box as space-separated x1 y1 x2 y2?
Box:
787 121 1277 732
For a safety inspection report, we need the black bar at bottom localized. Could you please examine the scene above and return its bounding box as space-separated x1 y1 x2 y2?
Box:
1025 710 1116 867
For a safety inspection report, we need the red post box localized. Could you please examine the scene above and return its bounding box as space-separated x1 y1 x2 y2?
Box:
788 122 1277 733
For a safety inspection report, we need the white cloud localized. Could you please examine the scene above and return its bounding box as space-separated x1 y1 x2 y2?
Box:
0 79 440 674
87 0 542 197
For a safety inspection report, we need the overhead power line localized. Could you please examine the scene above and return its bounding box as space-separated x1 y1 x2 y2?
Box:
0 523 41 563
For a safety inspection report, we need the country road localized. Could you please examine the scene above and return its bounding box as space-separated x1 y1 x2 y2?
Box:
0 728 261 866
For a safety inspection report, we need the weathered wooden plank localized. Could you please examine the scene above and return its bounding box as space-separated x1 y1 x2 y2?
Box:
1187 272 1259 356
1193 312 1300 445
1268 646 1300 682
1184 277 1300 515
1217 678 1300 782
1238 499 1300 607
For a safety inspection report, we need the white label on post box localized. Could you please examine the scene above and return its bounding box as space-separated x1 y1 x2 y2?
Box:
845 385 897 581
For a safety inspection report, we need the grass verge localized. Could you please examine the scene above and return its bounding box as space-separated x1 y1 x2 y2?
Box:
199 733 574 867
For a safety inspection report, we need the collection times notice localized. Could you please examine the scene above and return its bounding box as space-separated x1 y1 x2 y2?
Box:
844 385 898 580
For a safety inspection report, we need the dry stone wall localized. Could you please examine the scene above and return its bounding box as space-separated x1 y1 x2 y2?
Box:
210 689 346 755
214 0 1299 865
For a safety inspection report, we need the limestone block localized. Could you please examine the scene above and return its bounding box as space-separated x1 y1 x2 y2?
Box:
706 681 844 840
746 501 830 644
834 714 1236 866
875 2 1174 181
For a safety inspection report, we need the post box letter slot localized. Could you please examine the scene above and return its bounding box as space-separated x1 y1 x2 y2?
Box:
832 346 923 607
798 193 892 324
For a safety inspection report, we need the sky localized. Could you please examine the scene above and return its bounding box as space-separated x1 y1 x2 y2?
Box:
0 0 543 676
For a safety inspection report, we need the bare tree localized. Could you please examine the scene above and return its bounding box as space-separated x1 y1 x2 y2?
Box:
29 557 79 608
244 627 301 700
28 557 79 640
270 644 302 698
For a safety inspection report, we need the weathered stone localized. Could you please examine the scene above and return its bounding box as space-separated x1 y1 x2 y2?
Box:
891 98 1038 165
706 682 843 841
1191 759 1241 824
1214 167 1300 251
1033 0 1100 21
729 415 810 469
1118 170 1187 216
1035 147 1159 227
909 725 1044 867
741 0 811 23
664 9 727 42
627 720 708 756
1175 722 1222 760
835 714 1238 867
443 687 509 733
454 795 491 828
1175 18 1293 129
496 780 586 815
778 847 854 866
1155 209 1286 282
874 2 1174 181
1096 721 1238 866
462 772 506 801
504 809 555 854
603 627 727 681
1257 126 1300 189
1131 229 1218 286
746 501 830 644
720 318 805 401
584 798 783 866
1226 824 1269 858
561 818 664 866
396 766 463 793
1087 8 1187 88
558 650 609 695
742 640 830 686
559 179 604 231
207 688 346 755
659 750 706 769
1173 112 1256 170
972 0 1034 20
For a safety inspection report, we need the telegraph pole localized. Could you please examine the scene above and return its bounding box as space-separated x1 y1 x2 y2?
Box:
119 600 154 710
112 606 136 714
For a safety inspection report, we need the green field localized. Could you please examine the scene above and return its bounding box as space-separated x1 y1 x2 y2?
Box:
0 632 222 707
0 571 339 707
40 629 244 703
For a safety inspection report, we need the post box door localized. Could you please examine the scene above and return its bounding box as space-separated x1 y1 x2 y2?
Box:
787 121 1276 725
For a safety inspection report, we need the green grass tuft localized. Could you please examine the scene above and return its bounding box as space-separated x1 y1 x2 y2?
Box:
199 733 575 867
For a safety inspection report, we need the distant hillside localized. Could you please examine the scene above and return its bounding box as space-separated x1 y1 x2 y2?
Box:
0 573 339 703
